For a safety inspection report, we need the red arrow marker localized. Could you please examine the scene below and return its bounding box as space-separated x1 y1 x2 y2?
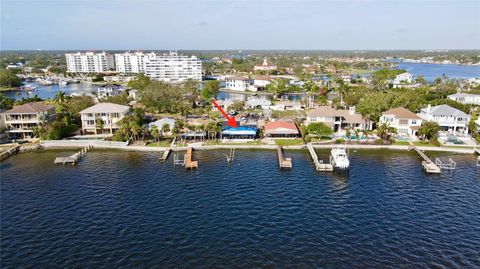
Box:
212 99 238 128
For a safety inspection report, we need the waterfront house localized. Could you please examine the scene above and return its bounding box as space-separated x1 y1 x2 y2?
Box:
270 100 304 111
1 102 55 140
417 104 470 134
245 98 272 109
148 118 175 136
263 120 299 138
305 106 372 132
221 120 257 140
379 107 423 136
97 84 124 99
222 76 256 92
393 72 413 84
79 103 130 135
447 93 480 105
253 76 272 90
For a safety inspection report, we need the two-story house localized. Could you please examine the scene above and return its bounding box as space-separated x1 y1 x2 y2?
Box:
379 107 422 136
1 102 55 139
97 84 125 99
305 106 372 132
221 76 256 92
417 104 470 134
447 93 480 105
79 103 130 135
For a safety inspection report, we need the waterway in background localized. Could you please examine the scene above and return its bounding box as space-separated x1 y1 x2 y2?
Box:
389 60 480 82
2 82 98 101
1 149 479 268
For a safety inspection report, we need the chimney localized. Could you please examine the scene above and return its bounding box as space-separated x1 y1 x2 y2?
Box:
349 106 355 115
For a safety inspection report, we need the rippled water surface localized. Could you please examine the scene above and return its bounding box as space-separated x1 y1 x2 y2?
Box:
1 149 479 268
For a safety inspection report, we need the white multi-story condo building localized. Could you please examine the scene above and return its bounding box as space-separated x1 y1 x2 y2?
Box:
417 104 470 134
79 103 130 135
66 52 115 73
144 52 202 82
447 93 480 105
114 51 156 74
1 102 55 139
379 107 422 136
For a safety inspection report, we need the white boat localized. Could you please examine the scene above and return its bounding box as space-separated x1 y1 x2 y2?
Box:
59 80 68 86
331 145 350 169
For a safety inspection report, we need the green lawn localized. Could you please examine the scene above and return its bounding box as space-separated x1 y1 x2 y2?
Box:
393 141 436 147
146 140 172 147
274 139 304 146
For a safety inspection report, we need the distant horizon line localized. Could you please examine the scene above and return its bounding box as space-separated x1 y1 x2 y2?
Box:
1 48 479 52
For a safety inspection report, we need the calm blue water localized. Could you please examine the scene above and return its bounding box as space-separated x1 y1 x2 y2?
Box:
2 82 98 100
390 61 480 82
1 149 479 268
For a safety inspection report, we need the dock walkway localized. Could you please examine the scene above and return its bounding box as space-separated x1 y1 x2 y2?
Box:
159 148 171 162
409 142 441 174
184 147 198 169
277 146 292 169
54 145 93 165
307 143 333 172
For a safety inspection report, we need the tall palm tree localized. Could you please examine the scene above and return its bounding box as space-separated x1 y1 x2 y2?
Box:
345 127 352 144
354 128 361 143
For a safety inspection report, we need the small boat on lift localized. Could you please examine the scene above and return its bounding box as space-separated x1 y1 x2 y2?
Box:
59 80 68 86
331 145 350 169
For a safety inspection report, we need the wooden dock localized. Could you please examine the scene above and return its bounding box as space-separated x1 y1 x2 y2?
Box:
184 147 198 169
54 145 93 165
277 146 292 169
0 144 20 162
409 142 441 174
159 148 171 162
475 146 480 155
307 143 333 172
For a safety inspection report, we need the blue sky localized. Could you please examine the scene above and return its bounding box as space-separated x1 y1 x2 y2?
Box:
1 0 479 50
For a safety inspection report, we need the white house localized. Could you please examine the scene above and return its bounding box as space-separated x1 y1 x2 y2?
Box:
97 84 124 99
80 103 130 135
148 118 175 135
245 98 272 109
222 76 256 92
393 72 413 84
305 106 372 132
253 76 272 89
270 100 304 111
417 104 471 134
379 107 423 136
447 93 480 105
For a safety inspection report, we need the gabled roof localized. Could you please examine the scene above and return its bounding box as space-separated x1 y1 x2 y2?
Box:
3 102 54 114
306 106 341 117
382 107 421 120
80 103 130 114
420 104 469 118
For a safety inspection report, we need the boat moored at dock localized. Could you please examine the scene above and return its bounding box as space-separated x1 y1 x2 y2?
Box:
330 145 350 169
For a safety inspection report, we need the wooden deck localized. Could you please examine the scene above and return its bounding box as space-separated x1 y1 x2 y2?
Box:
54 145 92 165
184 147 198 169
409 142 441 174
277 146 292 169
0 144 20 162
307 143 333 172
159 148 171 162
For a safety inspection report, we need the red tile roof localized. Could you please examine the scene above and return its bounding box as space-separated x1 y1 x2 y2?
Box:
264 121 299 134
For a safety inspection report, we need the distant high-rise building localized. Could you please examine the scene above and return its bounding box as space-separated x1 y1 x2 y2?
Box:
144 51 202 82
65 52 115 73
114 51 156 74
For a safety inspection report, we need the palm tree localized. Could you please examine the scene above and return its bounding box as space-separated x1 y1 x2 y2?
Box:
151 125 160 142
345 127 352 144
161 123 170 138
354 128 361 143
95 118 104 135
53 91 67 105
